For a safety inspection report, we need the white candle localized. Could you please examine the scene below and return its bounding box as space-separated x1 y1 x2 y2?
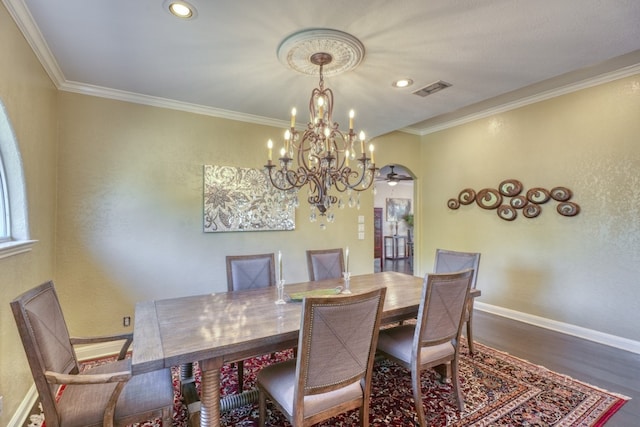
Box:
278 250 283 281
345 246 349 272
284 130 290 154
318 97 324 119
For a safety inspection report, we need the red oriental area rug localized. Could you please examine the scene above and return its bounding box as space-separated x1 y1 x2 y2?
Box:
28 342 628 427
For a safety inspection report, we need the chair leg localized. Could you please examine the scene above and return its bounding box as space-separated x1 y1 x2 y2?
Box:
467 317 476 354
258 390 266 427
451 358 465 411
237 360 244 391
466 301 475 354
360 399 370 427
411 367 427 427
433 362 451 383
161 406 172 426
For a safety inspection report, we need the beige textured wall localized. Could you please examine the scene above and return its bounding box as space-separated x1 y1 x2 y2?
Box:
55 92 380 336
419 75 640 341
0 4 58 424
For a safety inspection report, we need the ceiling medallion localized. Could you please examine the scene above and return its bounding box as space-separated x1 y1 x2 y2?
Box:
277 29 365 76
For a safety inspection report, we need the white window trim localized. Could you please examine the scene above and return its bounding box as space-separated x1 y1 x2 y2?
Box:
0 239 37 259
0 100 36 258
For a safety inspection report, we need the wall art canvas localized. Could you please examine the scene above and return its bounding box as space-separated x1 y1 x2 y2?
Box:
386 198 411 222
204 165 295 232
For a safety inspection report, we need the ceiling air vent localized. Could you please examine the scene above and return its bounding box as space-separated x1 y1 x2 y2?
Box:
413 80 452 97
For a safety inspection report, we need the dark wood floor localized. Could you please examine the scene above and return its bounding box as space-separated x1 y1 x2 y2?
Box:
472 310 639 426
375 257 413 275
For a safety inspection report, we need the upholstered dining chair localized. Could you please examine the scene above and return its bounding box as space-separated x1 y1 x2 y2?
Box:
306 248 344 281
226 253 277 391
434 248 481 354
226 252 277 292
376 270 473 426
257 287 387 427
10 281 174 427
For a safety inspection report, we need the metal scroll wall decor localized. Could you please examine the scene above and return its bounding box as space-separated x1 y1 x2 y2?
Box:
447 179 580 221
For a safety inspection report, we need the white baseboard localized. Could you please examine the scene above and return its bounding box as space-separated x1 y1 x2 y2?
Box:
476 302 640 355
73 341 125 361
8 384 38 427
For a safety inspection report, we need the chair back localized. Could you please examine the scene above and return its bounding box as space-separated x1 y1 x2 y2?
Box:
10 281 79 426
226 253 276 291
296 288 386 397
306 248 344 281
416 270 473 346
434 249 481 288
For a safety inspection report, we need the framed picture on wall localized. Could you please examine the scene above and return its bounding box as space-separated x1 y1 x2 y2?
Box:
203 165 295 232
386 198 411 222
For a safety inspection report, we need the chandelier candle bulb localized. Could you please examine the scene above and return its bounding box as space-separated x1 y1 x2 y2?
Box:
284 130 290 154
267 139 273 161
349 109 354 130
359 131 366 155
369 144 375 164
290 107 296 128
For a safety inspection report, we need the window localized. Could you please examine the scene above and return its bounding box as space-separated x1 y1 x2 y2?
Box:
0 99 34 258
0 154 9 241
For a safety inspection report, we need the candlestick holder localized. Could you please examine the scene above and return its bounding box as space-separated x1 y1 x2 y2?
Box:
342 272 352 294
275 279 286 304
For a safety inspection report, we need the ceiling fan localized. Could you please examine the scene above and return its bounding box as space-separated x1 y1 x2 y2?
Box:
379 165 413 186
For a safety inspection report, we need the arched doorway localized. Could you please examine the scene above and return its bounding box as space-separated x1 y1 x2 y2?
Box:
373 164 415 274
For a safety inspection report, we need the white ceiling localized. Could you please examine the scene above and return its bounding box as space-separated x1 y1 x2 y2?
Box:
4 0 640 137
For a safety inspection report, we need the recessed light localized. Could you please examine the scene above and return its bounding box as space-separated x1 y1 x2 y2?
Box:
392 79 414 88
164 0 198 19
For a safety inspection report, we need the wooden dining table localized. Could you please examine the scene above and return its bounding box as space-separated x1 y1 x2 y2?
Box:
131 271 480 427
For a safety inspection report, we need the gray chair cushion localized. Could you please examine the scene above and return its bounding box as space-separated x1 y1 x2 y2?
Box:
58 359 174 426
377 324 454 365
258 359 362 418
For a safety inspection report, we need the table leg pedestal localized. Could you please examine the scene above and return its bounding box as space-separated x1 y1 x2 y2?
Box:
199 358 223 427
180 363 201 426
180 360 262 427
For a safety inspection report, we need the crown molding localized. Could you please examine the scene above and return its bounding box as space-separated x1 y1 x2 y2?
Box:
60 80 290 129
407 62 640 136
60 61 640 136
3 0 65 86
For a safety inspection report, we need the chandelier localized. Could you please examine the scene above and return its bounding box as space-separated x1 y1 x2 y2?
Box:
264 51 378 225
